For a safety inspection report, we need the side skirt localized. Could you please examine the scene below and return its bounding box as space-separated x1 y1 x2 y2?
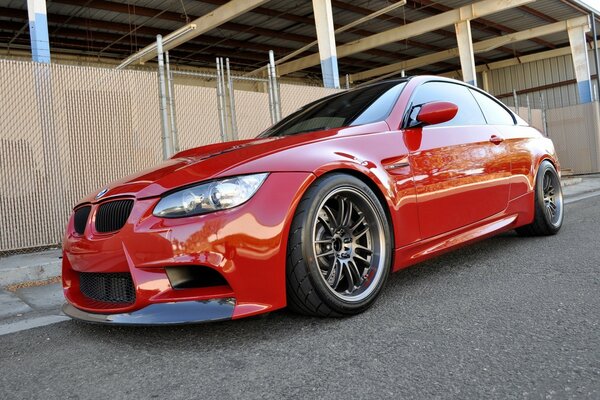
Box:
392 213 518 272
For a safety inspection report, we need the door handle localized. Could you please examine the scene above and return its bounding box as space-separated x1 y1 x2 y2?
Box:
489 135 504 145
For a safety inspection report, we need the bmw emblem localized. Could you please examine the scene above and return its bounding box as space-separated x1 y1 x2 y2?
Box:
95 188 109 199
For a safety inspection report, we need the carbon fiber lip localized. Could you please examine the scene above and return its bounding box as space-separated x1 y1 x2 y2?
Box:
62 298 235 325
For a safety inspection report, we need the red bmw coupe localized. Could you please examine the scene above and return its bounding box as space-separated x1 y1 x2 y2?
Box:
62 76 563 324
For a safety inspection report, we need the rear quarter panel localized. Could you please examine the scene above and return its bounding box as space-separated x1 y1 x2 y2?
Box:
498 125 560 200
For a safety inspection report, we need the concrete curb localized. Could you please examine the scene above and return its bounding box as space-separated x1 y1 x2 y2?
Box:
0 249 61 287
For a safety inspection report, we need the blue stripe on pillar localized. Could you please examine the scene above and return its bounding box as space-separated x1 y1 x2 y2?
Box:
577 80 592 103
466 79 475 86
29 12 51 63
320 56 340 89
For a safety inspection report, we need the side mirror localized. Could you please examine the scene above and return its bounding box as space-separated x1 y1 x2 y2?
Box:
414 101 458 127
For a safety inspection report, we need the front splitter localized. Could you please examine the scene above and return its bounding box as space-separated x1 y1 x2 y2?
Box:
62 298 235 325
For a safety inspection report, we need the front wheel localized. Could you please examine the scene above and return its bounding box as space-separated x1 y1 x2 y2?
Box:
286 174 392 317
516 160 564 236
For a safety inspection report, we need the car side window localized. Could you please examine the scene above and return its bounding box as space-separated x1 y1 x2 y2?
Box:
408 81 486 127
469 89 516 125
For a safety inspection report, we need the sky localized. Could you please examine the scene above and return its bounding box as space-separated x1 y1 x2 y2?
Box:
575 0 600 15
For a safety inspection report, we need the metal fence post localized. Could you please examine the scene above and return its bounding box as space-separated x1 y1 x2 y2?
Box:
269 50 282 123
165 51 180 153
540 93 548 137
267 63 276 125
592 12 600 103
157 35 173 159
526 94 531 124
215 57 227 142
226 58 238 140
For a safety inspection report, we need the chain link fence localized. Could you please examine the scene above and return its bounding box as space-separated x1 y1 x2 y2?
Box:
3 56 598 257
0 59 162 256
0 58 342 256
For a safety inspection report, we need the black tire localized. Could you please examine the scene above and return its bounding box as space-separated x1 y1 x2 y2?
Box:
516 160 564 236
286 173 393 317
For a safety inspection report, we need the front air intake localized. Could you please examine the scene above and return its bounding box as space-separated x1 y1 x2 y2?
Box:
79 272 135 304
95 199 134 233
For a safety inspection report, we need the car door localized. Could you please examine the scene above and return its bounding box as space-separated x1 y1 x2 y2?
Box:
403 81 511 239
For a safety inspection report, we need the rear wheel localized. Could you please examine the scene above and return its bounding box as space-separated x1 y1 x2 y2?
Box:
286 174 392 317
516 160 563 236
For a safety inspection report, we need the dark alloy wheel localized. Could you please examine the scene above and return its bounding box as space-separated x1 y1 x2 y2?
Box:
516 160 564 236
286 174 392 317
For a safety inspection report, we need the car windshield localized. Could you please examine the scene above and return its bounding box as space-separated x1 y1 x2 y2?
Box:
258 81 407 138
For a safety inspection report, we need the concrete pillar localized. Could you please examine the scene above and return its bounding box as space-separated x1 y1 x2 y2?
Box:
312 0 340 88
27 0 51 63
455 20 476 86
568 24 592 103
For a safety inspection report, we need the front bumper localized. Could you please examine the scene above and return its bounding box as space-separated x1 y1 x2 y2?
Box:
62 299 235 325
62 172 315 324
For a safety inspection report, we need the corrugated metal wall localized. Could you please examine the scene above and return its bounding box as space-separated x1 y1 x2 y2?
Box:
488 49 599 110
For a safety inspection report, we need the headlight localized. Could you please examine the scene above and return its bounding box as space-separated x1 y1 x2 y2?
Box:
153 173 269 218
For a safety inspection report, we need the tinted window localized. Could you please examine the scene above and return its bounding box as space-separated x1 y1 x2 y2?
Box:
469 89 515 125
259 81 406 137
408 81 486 127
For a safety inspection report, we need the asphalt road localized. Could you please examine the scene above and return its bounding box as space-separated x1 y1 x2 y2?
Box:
1 197 599 400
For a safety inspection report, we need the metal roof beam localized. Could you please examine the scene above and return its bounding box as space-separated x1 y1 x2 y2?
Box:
410 0 556 50
350 16 590 83
278 0 535 76
52 0 453 65
0 20 387 72
330 0 497 62
117 0 270 68
0 7 397 72
48 0 430 67
439 40 600 78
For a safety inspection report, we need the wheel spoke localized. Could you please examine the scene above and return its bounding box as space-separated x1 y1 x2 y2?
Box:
355 244 373 254
337 196 346 228
350 214 366 232
316 250 334 258
342 262 355 290
543 174 550 193
317 214 334 235
314 239 332 244
355 227 370 240
347 260 363 286
322 205 338 229
325 259 340 287
354 253 370 265
332 259 345 290
342 200 354 227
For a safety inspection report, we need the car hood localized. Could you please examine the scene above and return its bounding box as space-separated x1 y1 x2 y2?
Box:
78 121 389 204
79 125 369 204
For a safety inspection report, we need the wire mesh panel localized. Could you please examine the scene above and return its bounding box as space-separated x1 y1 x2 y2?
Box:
0 60 162 255
546 102 600 174
1 58 349 255
173 83 222 150
279 83 343 118
234 88 271 140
